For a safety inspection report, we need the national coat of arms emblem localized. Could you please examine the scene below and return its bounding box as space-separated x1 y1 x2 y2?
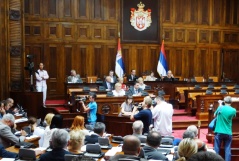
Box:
130 2 152 31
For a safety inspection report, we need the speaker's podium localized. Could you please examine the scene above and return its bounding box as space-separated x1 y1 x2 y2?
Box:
10 91 43 119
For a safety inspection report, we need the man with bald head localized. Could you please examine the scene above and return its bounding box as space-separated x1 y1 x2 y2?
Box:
109 135 147 161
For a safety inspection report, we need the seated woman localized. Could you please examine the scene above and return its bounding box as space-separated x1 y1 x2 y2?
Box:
25 116 45 147
70 116 90 136
118 77 127 90
42 114 63 148
145 71 157 81
68 130 85 154
137 77 146 90
112 83 125 96
120 95 134 115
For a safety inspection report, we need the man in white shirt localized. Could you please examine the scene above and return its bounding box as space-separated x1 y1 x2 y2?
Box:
35 63 49 106
151 95 174 136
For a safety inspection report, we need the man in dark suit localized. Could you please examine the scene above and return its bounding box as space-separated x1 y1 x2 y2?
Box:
39 129 71 161
127 69 138 82
103 76 114 91
85 122 106 144
143 131 168 160
109 70 117 83
163 70 174 81
109 135 147 161
128 82 143 96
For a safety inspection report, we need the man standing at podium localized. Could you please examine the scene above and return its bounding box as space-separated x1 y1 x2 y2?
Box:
35 63 49 106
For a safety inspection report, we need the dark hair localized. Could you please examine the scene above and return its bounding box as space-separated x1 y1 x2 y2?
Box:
50 114 63 129
187 151 224 161
89 92 97 99
126 95 134 104
146 131 162 147
28 116 37 132
93 122 105 134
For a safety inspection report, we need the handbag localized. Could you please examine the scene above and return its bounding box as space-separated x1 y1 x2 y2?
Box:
208 106 224 131
208 117 217 130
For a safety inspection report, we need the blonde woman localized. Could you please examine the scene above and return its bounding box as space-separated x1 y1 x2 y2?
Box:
68 130 85 154
112 83 125 96
176 138 198 161
137 77 146 90
145 71 157 81
118 77 126 90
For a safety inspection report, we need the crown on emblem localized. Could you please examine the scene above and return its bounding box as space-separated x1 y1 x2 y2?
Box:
137 2 145 9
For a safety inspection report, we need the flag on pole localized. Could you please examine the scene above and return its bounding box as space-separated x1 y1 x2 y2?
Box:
157 40 168 76
115 37 125 78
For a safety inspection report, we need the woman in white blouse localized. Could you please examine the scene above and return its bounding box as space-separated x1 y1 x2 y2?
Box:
120 95 134 115
112 83 125 96
137 77 146 90
145 71 157 81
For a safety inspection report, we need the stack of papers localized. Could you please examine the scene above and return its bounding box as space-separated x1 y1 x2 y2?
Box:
15 118 28 123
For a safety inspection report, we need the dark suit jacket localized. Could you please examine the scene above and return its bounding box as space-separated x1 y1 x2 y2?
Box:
103 81 114 90
110 76 117 83
39 148 71 161
0 144 17 158
85 134 100 144
109 154 147 161
128 87 143 95
127 75 138 82
143 145 168 160
163 77 174 81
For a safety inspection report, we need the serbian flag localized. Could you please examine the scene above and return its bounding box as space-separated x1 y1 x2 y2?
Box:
157 40 168 76
115 37 125 78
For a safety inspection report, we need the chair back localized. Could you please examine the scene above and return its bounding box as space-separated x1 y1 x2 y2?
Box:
160 137 174 148
87 76 97 83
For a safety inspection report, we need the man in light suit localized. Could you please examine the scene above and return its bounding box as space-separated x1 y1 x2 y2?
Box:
0 114 25 148
35 63 49 106
128 82 143 96
67 69 82 83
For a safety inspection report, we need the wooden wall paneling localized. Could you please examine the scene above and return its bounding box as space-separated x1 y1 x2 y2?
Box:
188 0 198 24
198 48 208 77
223 50 239 82
62 23 75 41
211 30 221 44
43 0 58 18
147 46 159 75
61 0 74 19
121 45 130 75
135 46 144 76
106 25 117 40
76 0 89 19
232 0 238 25
0 0 8 99
92 0 103 20
199 30 210 43
186 29 197 43
78 45 87 77
175 29 185 42
168 48 183 77
92 45 103 77
104 0 117 21
210 49 221 77
174 0 186 23
64 45 72 78
212 0 223 25
45 23 60 39
161 0 172 23
107 45 117 76
92 25 104 40
163 28 173 42
77 24 90 40
199 0 209 25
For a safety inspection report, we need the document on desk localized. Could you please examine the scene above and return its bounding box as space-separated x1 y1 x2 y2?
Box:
14 118 28 123
26 135 39 140
1 159 15 161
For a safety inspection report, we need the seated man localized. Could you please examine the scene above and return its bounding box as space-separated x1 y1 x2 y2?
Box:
39 129 71 161
103 76 114 91
143 131 168 160
132 120 146 139
127 69 138 82
128 82 143 96
85 122 106 144
163 70 174 81
0 114 26 148
109 135 147 161
67 69 81 83
108 70 117 83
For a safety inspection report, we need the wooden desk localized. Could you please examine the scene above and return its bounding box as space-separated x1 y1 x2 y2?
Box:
195 94 239 120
